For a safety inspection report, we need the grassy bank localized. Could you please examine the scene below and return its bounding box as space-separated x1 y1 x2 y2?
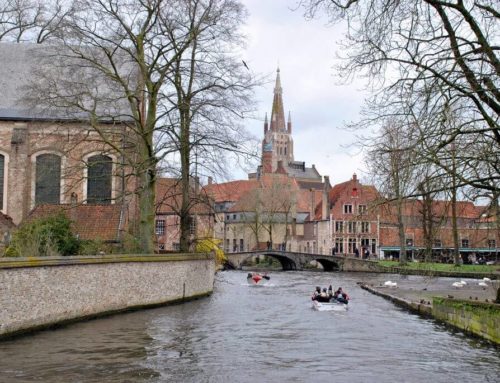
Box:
377 261 498 274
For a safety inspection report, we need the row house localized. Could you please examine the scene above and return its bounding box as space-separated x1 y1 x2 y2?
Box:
379 199 498 262
308 173 498 262
206 173 323 253
308 173 379 256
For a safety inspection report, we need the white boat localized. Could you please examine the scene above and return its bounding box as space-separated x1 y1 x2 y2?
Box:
312 300 348 312
247 273 270 285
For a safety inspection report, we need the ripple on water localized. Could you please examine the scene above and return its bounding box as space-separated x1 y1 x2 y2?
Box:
0 271 498 383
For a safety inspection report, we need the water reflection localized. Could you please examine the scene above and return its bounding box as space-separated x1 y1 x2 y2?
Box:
0 271 498 383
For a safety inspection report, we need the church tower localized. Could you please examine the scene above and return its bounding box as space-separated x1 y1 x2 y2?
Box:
261 68 294 173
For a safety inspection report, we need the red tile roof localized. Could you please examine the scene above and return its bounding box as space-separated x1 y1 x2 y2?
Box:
27 204 123 241
204 179 259 203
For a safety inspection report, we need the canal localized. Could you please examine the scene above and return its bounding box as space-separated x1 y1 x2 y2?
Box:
1 271 499 382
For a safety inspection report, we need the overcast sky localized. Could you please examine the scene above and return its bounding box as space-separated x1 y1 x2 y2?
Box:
235 0 371 185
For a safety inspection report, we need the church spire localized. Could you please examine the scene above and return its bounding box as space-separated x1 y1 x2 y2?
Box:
264 112 268 133
287 111 292 133
270 67 286 131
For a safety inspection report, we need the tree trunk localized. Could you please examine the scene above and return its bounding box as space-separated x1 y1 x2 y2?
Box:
451 174 460 266
138 168 155 254
397 199 407 265
179 108 191 253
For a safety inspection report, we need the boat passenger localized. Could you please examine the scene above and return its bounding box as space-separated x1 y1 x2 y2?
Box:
311 286 321 300
333 287 349 304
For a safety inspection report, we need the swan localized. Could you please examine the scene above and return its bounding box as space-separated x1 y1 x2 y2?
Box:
384 281 397 287
460 280 467 285
478 281 488 287
452 281 465 288
483 277 491 282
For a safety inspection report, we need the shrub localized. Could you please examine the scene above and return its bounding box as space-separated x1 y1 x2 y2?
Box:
8 213 80 257
195 238 226 266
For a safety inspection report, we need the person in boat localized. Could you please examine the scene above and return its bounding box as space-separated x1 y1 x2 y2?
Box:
313 288 331 303
333 287 349 304
312 286 321 300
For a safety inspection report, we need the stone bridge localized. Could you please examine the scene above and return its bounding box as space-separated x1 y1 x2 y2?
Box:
224 251 383 272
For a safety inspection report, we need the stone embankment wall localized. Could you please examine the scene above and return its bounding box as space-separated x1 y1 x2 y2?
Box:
432 298 500 344
0 254 215 338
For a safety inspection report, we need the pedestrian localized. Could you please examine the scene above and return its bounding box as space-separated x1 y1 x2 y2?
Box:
364 248 370 259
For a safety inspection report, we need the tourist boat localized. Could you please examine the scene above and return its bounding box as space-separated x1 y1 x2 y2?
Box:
311 300 348 312
247 272 270 285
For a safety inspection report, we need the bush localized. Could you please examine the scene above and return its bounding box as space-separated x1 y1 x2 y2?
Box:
195 238 226 266
8 213 80 257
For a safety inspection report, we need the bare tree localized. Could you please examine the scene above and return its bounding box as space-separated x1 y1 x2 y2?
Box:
300 0 499 199
367 120 418 265
0 0 69 42
159 0 258 251
3 0 258 253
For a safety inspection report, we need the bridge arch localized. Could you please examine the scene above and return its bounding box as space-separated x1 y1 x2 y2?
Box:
313 257 341 272
223 251 298 270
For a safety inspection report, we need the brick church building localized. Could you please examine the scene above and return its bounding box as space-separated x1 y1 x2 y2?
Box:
0 43 136 243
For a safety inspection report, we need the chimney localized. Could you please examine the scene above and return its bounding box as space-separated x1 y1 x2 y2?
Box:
323 175 330 190
208 176 213 185
322 189 328 220
195 176 200 195
262 151 272 173
310 188 316 220
276 160 287 174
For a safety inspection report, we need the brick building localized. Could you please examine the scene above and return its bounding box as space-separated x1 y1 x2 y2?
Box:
307 173 498 262
0 43 136 240
154 178 214 251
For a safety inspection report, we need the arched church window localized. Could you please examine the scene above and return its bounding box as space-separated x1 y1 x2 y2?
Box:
35 154 61 204
284 146 287 155
0 154 4 210
87 154 112 204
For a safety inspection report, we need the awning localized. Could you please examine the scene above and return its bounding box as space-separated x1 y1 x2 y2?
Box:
379 246 499 253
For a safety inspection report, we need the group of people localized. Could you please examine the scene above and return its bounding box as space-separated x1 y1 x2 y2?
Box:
311 285 349 304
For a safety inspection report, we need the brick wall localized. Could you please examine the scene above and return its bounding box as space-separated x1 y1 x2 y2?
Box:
0 254 215 338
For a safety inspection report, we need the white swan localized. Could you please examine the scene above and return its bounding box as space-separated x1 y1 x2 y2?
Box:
452 281 465 288
384 281 397 287
483 277 491 282
478 281 488 287
460 280 467 285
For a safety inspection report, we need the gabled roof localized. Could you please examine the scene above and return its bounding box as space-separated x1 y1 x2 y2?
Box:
27 204 123 241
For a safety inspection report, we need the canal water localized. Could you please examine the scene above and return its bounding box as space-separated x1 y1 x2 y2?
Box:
1 271 499 383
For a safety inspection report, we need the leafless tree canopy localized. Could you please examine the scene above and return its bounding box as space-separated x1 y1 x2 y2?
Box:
301 0 499 200
1 0 259 253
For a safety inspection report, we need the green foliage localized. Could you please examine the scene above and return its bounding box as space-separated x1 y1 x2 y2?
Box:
120 232 143 254
378 260 497 273
78 239 103 255
8 213 80 257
